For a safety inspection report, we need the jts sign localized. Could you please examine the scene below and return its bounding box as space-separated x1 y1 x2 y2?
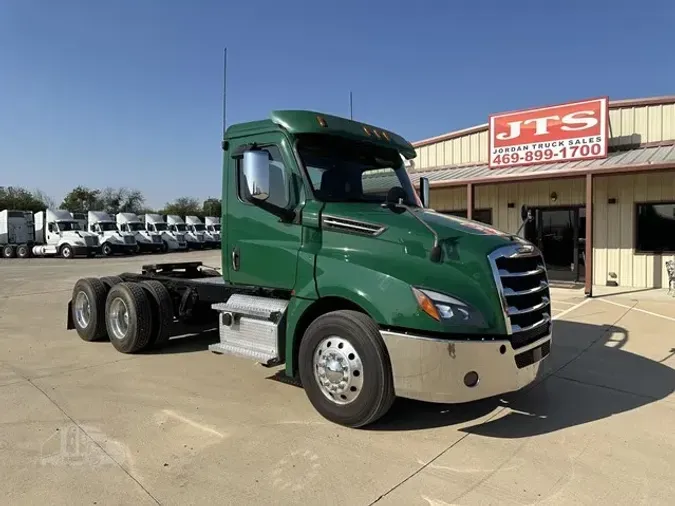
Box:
489 97 609 168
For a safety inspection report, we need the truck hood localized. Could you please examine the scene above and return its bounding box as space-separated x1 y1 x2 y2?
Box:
316 203 531 333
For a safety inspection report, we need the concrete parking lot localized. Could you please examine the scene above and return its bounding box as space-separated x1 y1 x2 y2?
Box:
1 252 674 505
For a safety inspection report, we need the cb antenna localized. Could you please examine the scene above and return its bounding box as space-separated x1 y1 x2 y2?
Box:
222 47 228 138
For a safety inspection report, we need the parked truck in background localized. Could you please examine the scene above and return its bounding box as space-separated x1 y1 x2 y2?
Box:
144 213 187 252
1 210 35 258
88 211 138 256
31 209 100 258
116 213 164 253
167 214 203 250
204 216 221 248
66 110 552 428
186 215 218 249
71 212 88 231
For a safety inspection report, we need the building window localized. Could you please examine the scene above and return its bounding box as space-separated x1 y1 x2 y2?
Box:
635 202 675 253
440 209 493 225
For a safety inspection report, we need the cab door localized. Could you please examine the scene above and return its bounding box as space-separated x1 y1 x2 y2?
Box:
225 132 304 290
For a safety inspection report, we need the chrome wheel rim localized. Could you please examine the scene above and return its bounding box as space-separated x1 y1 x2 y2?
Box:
313 336 364 405
74 291 91 328
62 247 71 257
108 297 130 340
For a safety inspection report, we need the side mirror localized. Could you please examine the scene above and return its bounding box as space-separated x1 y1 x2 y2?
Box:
242 150 270 202
419 177 430 208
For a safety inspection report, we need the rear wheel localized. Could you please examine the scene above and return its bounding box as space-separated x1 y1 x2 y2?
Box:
139 280 174 348
16 244 30 258
100 276 123 290
71 277 108 341
2 245 16 258
105 282 153 353
298 310 395 428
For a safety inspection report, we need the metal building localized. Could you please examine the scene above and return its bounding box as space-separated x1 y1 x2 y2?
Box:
408 96 675 295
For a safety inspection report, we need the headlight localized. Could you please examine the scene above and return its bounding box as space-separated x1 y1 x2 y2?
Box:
411 287 487 328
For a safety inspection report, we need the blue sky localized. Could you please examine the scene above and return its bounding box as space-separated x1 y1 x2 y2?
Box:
1 0 674 209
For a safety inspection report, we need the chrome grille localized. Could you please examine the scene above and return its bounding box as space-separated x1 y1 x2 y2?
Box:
176 234 185 242
152 235 162 243
123 236 135 244
488 243 551 349
84 236 98 247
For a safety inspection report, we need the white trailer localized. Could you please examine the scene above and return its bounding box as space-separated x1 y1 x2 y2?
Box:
1 210 36 258
31 209 101 258
204 216 221 248
116 213 164 253
166 214 202 250
144 214 186 252
87 211 137 256
185 215 218 249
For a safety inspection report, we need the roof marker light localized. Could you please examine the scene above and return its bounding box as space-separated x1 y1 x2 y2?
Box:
317 116 327 127
362 126 371 136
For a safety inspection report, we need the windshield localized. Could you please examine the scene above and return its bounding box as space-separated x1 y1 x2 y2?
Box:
211 224 221 232
296 135 420 206
192 224 206 231
57 221 81 231
153 223 168 232
99 222 117 232
128 222 144 231
172 224 187 232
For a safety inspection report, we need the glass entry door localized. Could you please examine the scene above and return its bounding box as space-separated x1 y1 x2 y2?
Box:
524 206 585 282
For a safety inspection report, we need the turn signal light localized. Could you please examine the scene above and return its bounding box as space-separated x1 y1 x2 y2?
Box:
412 287 440 321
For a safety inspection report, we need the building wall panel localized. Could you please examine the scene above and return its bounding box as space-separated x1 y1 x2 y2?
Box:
593 171 675 289
430 186 466 211
413 102 675 170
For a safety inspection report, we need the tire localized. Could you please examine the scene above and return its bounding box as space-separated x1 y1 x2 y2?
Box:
71 277 109 342
2 245 16 258
16 244 30 258
298 310 395 428
99 276 123 290
139 280 174 348
105 282 153 353
101 243 113 256
60 244 74 259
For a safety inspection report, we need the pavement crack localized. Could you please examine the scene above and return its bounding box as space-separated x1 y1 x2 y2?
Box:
552 374 664 401
367 407 507 505
15 370 162 505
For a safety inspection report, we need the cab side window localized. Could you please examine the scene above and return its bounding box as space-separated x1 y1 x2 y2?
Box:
237 145 290 209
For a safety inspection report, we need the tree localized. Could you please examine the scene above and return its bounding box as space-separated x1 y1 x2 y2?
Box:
161 197 202 217
98 187 145 214
202 198 221 217
0 186 51 212
60 186 101 212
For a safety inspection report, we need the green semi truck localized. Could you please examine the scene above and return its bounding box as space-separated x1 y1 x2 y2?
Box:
67 110 552 427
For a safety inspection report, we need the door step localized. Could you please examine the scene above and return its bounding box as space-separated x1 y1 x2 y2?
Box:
209 294 289 366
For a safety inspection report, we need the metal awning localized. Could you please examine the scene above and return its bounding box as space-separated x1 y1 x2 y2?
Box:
407 144 675 186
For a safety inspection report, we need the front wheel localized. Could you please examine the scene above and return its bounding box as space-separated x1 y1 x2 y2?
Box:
298 310 395 428
60 244 74 259
101 243 113 256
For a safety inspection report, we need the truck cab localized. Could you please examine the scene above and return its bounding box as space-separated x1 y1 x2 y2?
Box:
116 213 164 253
144 213 187 252
167 215 203 250
185 215 218 249
67 110 551 428
204 216 221 248
34 209 100 258
88 211 137 256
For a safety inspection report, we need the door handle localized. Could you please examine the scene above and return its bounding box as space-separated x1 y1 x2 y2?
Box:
231 246 240 271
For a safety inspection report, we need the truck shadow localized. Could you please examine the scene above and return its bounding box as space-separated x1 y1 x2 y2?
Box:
138 323 219 354
369 319 675 436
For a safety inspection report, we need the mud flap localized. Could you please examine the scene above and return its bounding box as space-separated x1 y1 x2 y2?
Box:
66 300 74 330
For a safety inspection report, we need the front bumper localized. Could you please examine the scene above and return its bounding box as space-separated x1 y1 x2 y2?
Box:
138 241 163 252
73 246 101 256
106 242 137 254
381 330 551 404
